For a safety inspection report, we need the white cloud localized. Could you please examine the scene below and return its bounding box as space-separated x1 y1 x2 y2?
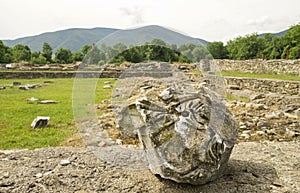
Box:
120 6 145 25
0 0 300 42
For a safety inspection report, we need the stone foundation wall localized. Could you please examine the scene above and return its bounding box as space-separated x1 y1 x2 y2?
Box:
224 77 299 96
1 66 299 96
0 71 121 79
216 59 300 75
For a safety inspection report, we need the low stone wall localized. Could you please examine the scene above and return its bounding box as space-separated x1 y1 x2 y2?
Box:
0 71 120 79
216 59 300 75
224 77 299 96
1 70 299 96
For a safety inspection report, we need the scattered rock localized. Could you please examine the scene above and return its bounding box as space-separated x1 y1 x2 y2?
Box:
38 100 58 104
19 84 42 90
228 85 240 90
43 171 52 176
265 112 280 119
253 104 268 110
255 131 265 136
250 93 265 101
257 121 270 128
283 103 300 113
240 133 250 139
19 85 29 90
35 173 43 178
26 97 39 102
103 85 113 89
31 116 50 129
60 159 71 166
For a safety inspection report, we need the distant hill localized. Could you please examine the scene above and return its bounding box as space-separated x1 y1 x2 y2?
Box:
98 25 209 46
2 25 209 52
259 29 288 38
3 28 118 52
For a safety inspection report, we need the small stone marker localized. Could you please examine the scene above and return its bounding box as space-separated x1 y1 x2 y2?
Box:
31 116 50 129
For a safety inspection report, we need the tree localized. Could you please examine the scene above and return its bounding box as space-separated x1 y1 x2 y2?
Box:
12 44 31 62
83 45 104 65
41 42 53 63
0 40 13 63
72 51 83 62
207 42 228 59
262 35 284 59
81 44 92 56
110 44 191 64
192 46 212 62
289 45 300 59
150 39 167 46
281 23 300 59
113 42 127 53
54 48 72 64
226 33 266 60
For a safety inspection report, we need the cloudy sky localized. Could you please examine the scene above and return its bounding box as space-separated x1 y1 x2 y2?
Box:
1 0 299 42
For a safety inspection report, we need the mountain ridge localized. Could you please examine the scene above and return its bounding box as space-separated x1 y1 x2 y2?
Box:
2 25 210 52
3 27 119 52
2 25 288 52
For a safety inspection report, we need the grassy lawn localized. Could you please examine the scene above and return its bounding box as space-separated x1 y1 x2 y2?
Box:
0 78 114 149
221 71 300 81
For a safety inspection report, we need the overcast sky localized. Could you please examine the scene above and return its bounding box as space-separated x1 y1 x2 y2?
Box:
1 0 299 42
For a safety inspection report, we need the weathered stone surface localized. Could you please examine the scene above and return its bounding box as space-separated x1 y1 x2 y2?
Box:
116 80 238 185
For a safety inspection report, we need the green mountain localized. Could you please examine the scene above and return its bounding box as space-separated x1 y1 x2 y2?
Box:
2 25 209 52
259 29 288 38
3 28 118 52
98 25 208 46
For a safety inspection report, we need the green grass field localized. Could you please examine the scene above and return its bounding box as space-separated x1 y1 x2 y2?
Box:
221 71 300 81
0 78 114 149
0 70 299 150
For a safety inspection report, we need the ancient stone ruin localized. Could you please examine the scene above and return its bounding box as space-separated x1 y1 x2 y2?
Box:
108 62 238 185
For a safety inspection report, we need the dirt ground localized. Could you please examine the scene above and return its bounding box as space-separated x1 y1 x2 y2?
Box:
0 141 299 193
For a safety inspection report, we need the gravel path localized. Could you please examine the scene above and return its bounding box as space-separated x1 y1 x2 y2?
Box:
0 141 299 193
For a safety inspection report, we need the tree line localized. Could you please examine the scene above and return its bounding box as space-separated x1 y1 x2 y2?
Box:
0 23 299 64
208 23 300 60
0 41 91 64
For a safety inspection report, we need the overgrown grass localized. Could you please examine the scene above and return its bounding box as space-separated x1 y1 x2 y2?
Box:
222 71 300 81
0 78 114 149
226 93 250 102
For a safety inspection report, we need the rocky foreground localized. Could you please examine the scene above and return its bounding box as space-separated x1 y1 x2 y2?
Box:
0 141 299 193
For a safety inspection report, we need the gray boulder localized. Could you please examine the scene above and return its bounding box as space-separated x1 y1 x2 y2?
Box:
116 80 238 185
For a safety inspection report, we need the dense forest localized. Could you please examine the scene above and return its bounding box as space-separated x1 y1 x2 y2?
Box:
0 23 299 64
